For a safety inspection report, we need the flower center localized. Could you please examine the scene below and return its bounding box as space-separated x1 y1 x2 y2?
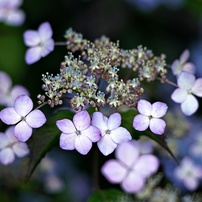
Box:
105 129 111 135
76 130 81 136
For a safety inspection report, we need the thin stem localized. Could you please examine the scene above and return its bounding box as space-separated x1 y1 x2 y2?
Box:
54 41 67 46
35 102 48 110
165 79 178 87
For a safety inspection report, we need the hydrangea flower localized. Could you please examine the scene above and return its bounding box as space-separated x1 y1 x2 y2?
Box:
92 112 131 156
0 0 25 26
0 126 29 165
0 95 46 142
174 157 202 191
133 99 168 135
0 71 29 106
102 140 159 193
56 110 101 155
171 71 202 116
23 22 54 64
171 49 196 76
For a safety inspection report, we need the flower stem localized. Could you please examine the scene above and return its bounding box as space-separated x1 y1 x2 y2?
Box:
54 41 67 46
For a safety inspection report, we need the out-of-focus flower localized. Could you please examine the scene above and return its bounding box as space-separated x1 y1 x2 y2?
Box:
171 72 202 116
0 95 46 142
133 99 168 135
190 132 202 157
23 22 54 64
0 0 25 26
0 71 29 106
102 140 159 193
92 112 131 156
56 110 100 155
174 157 202 191
0 126 29 165
171 49 196 76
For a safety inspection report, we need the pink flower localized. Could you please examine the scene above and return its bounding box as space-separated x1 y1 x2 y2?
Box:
171 72 202 116
133 99 168 135
92 112 132 156
0 95 46 142
102 140 159 193
0 126 29 165
23 22 54 64
56 110 101 155
171 49 195 76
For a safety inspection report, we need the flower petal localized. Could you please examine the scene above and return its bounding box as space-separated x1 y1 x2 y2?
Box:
25 47 42 64
38 22 53 41
171 88 187 103
177 72 195 90
0 133 9 149
192 78 202 97
56 119 76 134
181 94 198 116
59 133 76 150
13 142 29 157
14 121 32 142
82 126 101 142
107 113 121 130
0 148 15 165
0 107 21 124
171 60 179 75
26 109 46 128
73 110 90 131
101 160 127 183
23 30 40 46
137 99 152 116
151 102 168 118
14 95 33 116
110 127 131 144
150 118 166 135
0 71 12 94
74 135 92 155
133 114 150 131
41 39 54 57
92 112 108 131
179 49 189 64
183 62 196 74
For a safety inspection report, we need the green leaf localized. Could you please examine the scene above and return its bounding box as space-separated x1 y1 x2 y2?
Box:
25 110 74 182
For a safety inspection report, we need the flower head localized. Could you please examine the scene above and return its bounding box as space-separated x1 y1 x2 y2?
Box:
171 71 202 116
92 112 132 156
101 140 159 193
23 22 54 64
0 95 46 142
56 110 101 155
133 99 168 135
0 126 29 165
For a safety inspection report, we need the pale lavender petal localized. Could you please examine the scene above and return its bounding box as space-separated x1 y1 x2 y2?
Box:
183 62 196 74
134 155 159 177
151 102 168 118
74 135 92 155
101 160 127 183
14 95 33 116
13 142 29 157
107 113 121 130
59 133 76 150
0 148 15 165
0 107 21 124
137 99 152 116
177 72 195 90
171 88 187 103
92 112 108 131
116 141 139 167
150 118 166 135
26 110 46 128
171 60 179 75
23 30 40 46
14 121 32 142
0 71 12 94
73 110 90 131
122 171 145 193
25 47 42 64
82 126 101 142
110 127 131 144
0 133 9 149
97 135 117 156
38 22 53 41
41 38 54 57
56 119 76 134
192 78 202 97
133 114 150 131
179 49 189 64
181 94 198 116
6 9 25 26
184 177 198 191
5 126 18 143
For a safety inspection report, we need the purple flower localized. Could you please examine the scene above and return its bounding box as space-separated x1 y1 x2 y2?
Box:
92 112 132 156
171 72 202 116
56 110 101 155
23 22 54 64
174 157 202 191
101 140 159 193
133 99 168 135
0 95 46 142
171 49 196 76
0 71 29 106
0 126 29 165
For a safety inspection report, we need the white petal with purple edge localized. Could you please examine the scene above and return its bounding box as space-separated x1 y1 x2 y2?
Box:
171 88 187 103
59 133 76 150
73 111 90 131
101 160 127 183
133 114 150 131
23 31 40 46
13 142 29 157
181 94 198 116
110 127 131 144
92 112 108 131
192 78 202 97
82 126 101 142
183 63 196 74
74 135 92 155
0 107 21 124
150 118 166 135
25 47 42 64
107 113 121 130
151 102 168 118
56 119 76 134
26 110 46 128
137 99 152 116
38 22 53 41
14 121 32 142
177 72 195 90
0 148 15 165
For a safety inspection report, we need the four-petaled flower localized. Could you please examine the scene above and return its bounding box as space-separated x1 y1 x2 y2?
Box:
0 95 46 142
0 126 29 165
171 71 202 116
101 140 159 193
56 110 101 155
92 112 132 156
133 99 168 135
23 22 54 64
